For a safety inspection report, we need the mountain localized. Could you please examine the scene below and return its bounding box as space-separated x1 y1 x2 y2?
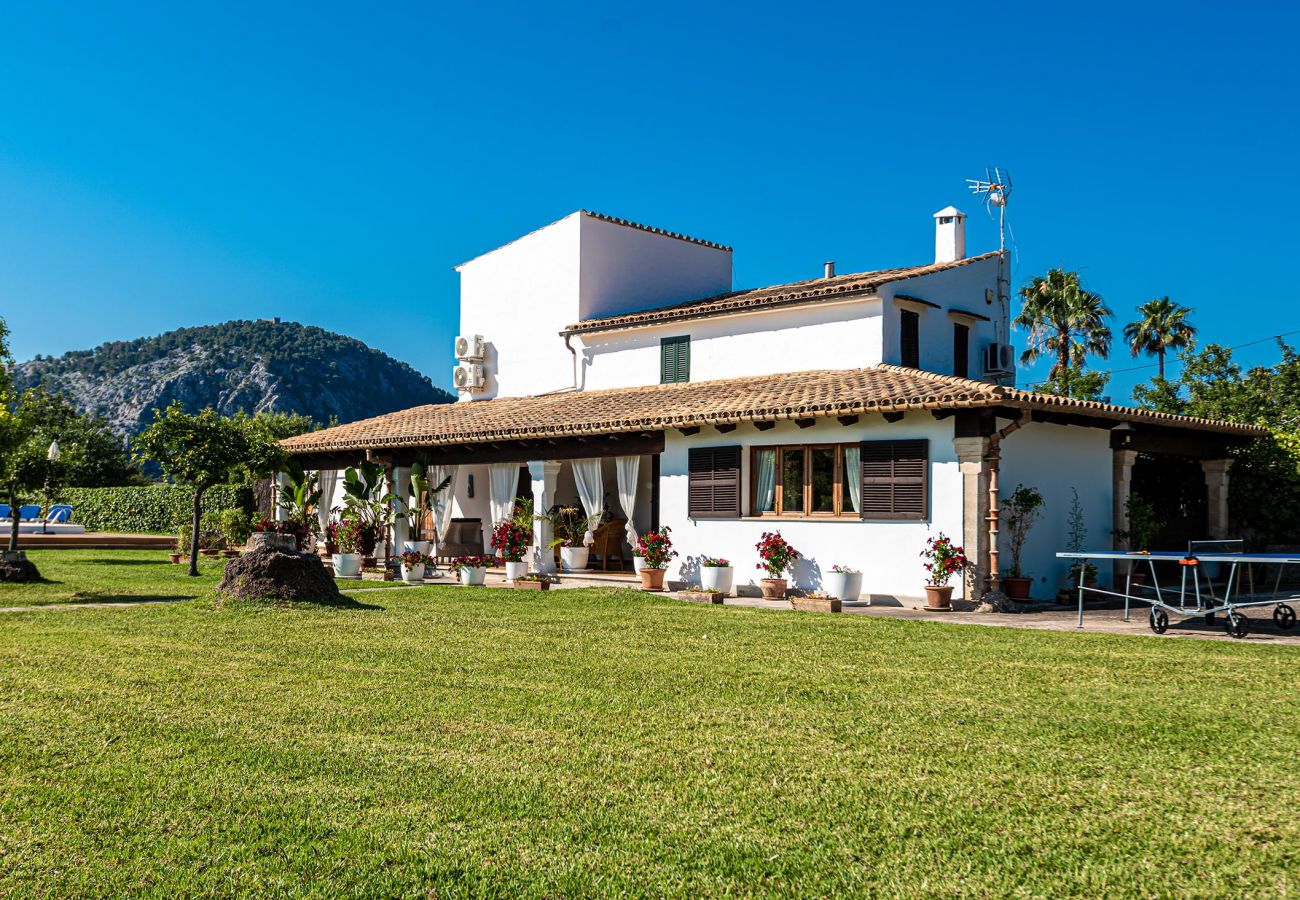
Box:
14 320 453 435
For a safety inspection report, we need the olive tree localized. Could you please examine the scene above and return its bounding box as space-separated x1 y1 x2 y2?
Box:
134 403 277 576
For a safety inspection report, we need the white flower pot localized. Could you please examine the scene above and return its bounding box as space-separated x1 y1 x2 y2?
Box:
401 563 426 583
459 566 487 586
633 555 646 574
332 553 362 577
504 560 528 582
403 540 431 556
700 565 734 594
824 571 863 602
560 546 590 572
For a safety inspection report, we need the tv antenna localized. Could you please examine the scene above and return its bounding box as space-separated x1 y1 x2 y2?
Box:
966 167 1014 349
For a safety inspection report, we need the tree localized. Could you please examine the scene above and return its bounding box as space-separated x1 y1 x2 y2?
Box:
1123 297 1197 380
1014 269 1113 389
134 404 276 576
1032 362 1110 403
18 388 142 487
0 394 54 554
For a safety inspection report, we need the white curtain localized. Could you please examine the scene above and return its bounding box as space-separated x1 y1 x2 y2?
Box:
615 455 640 548
571 458 604 546
316 469 338 538
755 449 777 513
843 446 861 514
489 463 518 526
431 464 459 543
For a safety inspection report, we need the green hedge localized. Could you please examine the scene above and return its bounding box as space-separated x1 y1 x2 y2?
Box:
55 485 254 535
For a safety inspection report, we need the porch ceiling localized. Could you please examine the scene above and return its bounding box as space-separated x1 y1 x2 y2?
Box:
280 365 1264 460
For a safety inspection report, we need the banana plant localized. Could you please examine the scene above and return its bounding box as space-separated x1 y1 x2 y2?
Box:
275 460 322 537
405 459 452 540
341 461 398 534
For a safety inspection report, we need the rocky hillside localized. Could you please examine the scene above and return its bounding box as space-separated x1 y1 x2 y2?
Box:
15 320 452 435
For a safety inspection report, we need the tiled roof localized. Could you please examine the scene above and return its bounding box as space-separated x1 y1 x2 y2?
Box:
563 252 1002 335
280 365 1263 455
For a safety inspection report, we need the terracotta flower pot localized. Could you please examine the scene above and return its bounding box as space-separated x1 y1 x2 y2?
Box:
168 553 182 564
639 567 666 591
1002 576 1032 600
760 577 787 600
924 584 954 610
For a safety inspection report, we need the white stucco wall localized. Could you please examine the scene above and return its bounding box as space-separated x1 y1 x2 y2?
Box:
576 300 883 390
658 414 965 602
878 255 1002 378
999 422 1113 593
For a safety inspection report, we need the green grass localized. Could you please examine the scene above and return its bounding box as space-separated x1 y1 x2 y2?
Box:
0 552 1296 896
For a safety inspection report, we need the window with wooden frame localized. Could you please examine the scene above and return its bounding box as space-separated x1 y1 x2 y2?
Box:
900 310 920 368
750 443 863 518
660 335 690 383
688 445 740 518
859 439 928 520
953 322 970 378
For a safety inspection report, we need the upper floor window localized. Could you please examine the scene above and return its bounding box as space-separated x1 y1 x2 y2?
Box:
953 322 970 378
900 310 920 368
661 335 690 383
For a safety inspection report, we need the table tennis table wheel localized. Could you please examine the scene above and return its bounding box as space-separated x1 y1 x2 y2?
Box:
1225 611 1249 639
1274 604 1296 630
1149 607 1168 634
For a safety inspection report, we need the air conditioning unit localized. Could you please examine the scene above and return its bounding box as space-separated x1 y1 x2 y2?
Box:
455 334 486 361
983 343 1015 376
453 363 485 392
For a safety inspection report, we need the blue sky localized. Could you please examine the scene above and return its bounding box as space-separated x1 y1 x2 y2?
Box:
2 1 1297 400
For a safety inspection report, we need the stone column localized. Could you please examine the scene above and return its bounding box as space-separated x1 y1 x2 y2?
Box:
953 437 990 601
273 472 289 522
1112 449 1139 582
528 460 561 574
1201 458 1234 540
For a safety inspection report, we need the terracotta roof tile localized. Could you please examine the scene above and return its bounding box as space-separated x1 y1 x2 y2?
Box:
281 365 1263 455
563 252 1002 334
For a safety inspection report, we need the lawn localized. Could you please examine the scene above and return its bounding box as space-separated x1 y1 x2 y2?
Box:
0 552 1296 896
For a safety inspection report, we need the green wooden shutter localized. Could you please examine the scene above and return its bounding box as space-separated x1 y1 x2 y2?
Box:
660 336 690 383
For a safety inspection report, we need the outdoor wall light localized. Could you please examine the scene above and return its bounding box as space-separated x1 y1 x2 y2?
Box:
467 474 474 498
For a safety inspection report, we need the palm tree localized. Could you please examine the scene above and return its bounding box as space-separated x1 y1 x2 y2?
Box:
1014 269 1113 379
1123 297 1196 379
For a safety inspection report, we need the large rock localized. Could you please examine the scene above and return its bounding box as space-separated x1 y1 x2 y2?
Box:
216 546 342 604
0 551 40 583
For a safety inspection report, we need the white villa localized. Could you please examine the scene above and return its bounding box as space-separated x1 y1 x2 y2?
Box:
282 209 1259 602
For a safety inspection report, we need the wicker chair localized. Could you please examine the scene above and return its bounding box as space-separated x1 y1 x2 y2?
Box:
589 518 628 571
436 518 485 562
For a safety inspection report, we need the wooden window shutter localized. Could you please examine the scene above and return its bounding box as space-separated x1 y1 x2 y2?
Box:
859 439 928 520
660 336 690 383
688 445 740 518
900 310 920 368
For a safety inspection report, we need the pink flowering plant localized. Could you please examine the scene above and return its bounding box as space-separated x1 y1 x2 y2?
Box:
701 557 730 568
755 531 799 578
636 527 677 569
829 564 858 574
490 519 530 563
399 549 430 567
920 533 969 586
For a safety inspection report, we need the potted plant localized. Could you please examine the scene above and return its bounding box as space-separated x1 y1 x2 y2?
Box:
635 527 676 591
332 517 365 578
341 462 396 560
675 585 725 604
1002 484 1045 600
755 531 798 599
791 590 841 613
920 533 969 610
452 554 492 586
399 549 428 583
491 518 531 583
513 572 555 591
1065 488 1098 590
547 506 590 572
823 564 862 603
1116 494 1160 590
699 557 734 594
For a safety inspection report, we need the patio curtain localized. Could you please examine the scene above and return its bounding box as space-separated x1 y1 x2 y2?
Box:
431 464 459 542
489 463 518 527
843 445 861 514
755 449 777 513
316 469 338 538
615 455 640 548
571 458 604 546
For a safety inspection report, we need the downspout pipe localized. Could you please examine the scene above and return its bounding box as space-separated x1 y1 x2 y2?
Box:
984 412 1032 602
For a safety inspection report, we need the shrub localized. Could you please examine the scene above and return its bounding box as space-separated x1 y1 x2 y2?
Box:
755 532 798 578
56 485 252 534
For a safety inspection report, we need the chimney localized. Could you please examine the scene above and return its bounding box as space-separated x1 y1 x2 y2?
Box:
933 206 966 264
823 261 835 279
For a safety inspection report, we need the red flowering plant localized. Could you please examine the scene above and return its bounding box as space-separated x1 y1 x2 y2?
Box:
755 531 799 579
450 554 495 572
635 527 677 569
920 533 969 586
254 517 311 551
491 519 531 563
399 549 430 567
